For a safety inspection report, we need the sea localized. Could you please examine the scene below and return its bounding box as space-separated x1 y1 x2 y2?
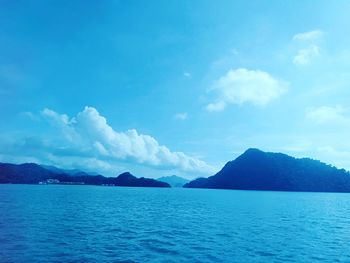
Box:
0 184 350 262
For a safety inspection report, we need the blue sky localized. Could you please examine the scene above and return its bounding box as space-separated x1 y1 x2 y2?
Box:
1 0 350 178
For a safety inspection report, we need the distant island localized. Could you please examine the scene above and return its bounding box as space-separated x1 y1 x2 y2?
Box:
0 163 170 188
184 148 350 192
157 175 189 187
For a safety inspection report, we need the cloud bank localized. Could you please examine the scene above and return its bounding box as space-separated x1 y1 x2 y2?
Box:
39 107 213 174
206 68 288 111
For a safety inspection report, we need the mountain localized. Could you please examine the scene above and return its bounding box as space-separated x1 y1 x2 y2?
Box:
184 148 350 192
157 175 189 187
0 163 62 184
116 172 170 187
115 172 169 187
41 165 97 176
0 162 170 188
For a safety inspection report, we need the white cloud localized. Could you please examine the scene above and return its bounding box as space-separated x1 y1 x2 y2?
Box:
293 30 324 42
206 68 288 111
292 30 324 65
293 45 320 65
183 72 192 78
42 108 79 142
206 101 226 112
42 108 70 125
306 106 350 125
174 112 188 120
40 106 214 174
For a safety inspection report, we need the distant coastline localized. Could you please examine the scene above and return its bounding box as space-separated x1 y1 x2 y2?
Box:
0 163 170 188
2 148 350 193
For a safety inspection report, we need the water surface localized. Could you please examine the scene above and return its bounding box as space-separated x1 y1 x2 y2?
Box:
1 185 350 262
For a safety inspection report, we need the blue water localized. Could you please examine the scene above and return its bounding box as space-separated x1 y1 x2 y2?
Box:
1 185 350 262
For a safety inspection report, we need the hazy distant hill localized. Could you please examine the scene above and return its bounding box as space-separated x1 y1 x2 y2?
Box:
41 165 98 176
116 172 170 187
184 148 350 192
0 163 170 188
157 175 189 187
